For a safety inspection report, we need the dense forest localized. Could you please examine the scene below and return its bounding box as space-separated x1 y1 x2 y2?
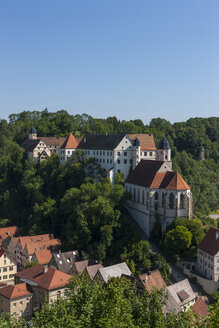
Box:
0 110 218 269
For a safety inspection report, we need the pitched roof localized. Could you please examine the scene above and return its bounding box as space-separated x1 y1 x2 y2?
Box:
166 279 196 308
18 234 54 249
198 227 219 256
72 260 90 274
85 264 103 281
25 238 61 255
0 249 4 258
34 249 52 265
78 134 126 150
97 262 132 283
128 134 157 151
15 264 72 290
0 226 19 241
138 270 166 293
38 137 66 147
125 160 190 190
52 251 79 274
192 297 209 318
0 283 31 299
21 139 41 152
61 133 79 149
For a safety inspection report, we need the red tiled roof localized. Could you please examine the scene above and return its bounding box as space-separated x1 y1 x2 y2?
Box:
61 133 78 149
128 134 157 151
18 234 54 249
15 264 72 290
34 249 52 265
192 297 209 318
138 270 166 293
0 283 31 299
0 226 19 240
198 227 219 256
25 239 61 255
125 160 190 190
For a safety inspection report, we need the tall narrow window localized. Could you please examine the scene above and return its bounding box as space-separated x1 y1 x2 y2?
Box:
133 188 136 201
138 189 140 203
142 190 145 204
180 193 185 209
169 193 174 209
162 192 165 207
155 191 159 201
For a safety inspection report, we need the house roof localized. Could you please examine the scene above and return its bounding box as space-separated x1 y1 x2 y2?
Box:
125 160 190 190
34 249 52 265
52 251 79 274
166 279 196 308
0 283 31 300
15 264 72 290
78 134 126 150
18 234 54 250
38 137 66 147
25 238 61 255
85 264 103 281
72 260 91 274
61 133 78 149
0 226 19 241
198 227 219 256
97 262 132 283
128 134 157 151
138 269 166 293
192 297 209 318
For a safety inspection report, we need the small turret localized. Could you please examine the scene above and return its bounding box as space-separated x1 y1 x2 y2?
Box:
28 126 37 140
157 137 171 161
132 137 141 168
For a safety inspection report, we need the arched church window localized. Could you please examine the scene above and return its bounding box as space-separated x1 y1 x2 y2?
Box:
180 193 185 209
155 191 159 201
133 188 136 201
142 190 145 204
169 193 174 209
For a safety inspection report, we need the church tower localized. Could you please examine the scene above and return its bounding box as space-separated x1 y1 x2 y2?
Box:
157 137 172 169
28 126 37 140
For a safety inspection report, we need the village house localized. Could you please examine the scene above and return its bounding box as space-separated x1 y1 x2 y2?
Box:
15 264 72 311
48 250 79 274
31 249 52 266
0 283 32 320
0 226 19 248
84 264 103 282
70 260 94 275
138 269 166 293
0 250 17 285
93 262 132 283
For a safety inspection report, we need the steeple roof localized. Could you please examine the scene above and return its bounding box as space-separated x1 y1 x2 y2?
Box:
61 133 78 149
29 126 36 134
158 137 170 149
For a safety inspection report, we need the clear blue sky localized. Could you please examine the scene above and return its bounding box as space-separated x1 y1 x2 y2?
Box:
0 0 218 123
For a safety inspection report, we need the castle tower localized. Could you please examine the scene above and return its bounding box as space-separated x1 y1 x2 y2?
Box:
28 126 37 140
157 137 172 169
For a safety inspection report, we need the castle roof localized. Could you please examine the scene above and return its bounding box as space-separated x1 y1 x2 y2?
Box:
198 227 219 256
158 137 170 150
128 134 156 150
125 160 190 190
78 134 126 150
61 133 79 149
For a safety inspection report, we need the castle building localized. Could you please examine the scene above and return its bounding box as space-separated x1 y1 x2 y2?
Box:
124 137 192 237
22 127 66 163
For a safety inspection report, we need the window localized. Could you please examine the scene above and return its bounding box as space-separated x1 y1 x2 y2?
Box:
169 193 174 209
3 260 6 265
110 160 112 164
179 193 185 209
162 192 165 207
124 152 127 156
3 275 7 280
107 159 109 163
154 191 159 201
144 152 147 156
97 151 99 155
20 301 23 305
68 151 70 154
3 268 7 272
110 152 112 155
138 189 140 203
117 169 120 173
107 152 109 156
133 188 136 201
103 151 105 155
142 190 145 205
100 151 102 155
9 274 13 278
124 159 127 164
117 159 120 164
140 152 142 156
155 204 158 211
130 159 132 164
103 159 105 163
100 159 102 163
150 152 153 156
117 151 120 156
93 151 95 155
9 266 13 271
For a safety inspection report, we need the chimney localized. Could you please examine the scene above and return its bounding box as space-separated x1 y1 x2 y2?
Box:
216 231 219 240
42 265 48 274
